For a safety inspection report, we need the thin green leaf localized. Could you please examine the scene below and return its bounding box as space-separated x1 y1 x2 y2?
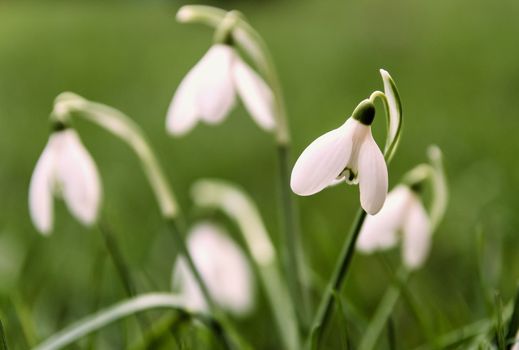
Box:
333 291 351 350
387 317 397 350
33 293 226 350
505 283 519 349
0 319 8 350
495 292 507 350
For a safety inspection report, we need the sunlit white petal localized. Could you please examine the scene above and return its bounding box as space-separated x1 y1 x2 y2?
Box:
357 132 388 214
233 57 275 131
28 142 56 235
357 185 412 253
291 119 358 196
401 195 431 270
166 44 236 135
56 130 101 226
28 129 102 234
196 45 236 123
172 223 254 316
166 65 200 135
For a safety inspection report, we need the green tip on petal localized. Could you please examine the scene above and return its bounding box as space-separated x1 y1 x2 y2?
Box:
50 120 69 132
352 99 376 125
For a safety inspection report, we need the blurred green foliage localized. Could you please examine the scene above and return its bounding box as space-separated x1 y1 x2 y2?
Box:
0 0 518 348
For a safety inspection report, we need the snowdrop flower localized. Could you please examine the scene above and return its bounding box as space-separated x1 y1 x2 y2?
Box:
166 43 275 135
357 184 430 270
29 126 101 235
290 100 388 215
172 222 254 316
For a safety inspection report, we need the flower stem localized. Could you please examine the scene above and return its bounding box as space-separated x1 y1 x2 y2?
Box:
98 221 137 298
51 93 241 349
277 144 311 327
307 208 367 348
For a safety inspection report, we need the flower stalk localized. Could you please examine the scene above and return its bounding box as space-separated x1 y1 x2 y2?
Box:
176 5 311 326
50 93 237 349
306 70 403 348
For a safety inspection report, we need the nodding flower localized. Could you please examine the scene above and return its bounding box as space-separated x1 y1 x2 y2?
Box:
290 100 388 215
172 222 255 316
356 184 431 270
166 43 275 135
29 125 101 235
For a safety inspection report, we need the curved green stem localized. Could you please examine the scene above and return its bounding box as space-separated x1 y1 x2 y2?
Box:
307 208 367 348
53 92 178 219
33 294 226 350
191 179 301 350
49 93 239 348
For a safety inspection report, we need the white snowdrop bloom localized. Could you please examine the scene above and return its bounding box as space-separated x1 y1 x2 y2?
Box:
357 185 431 270
290 100 388 215
166 43 275 135
172 222 254 316
29 128 102 235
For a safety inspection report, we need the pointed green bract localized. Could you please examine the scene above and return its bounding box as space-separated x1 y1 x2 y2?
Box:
379 69 403 162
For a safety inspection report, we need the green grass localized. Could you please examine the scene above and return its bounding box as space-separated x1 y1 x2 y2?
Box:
0 0 518 348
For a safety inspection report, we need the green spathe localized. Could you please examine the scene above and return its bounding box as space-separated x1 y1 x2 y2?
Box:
352 99 376 126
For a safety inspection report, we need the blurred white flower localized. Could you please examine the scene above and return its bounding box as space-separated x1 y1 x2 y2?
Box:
29 128 102 235
290 100 388 215
512 330 519 350
356 185 431 270
166 44 275 135
172 222 254 316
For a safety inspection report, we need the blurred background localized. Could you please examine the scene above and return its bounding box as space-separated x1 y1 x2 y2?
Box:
1 0 518 348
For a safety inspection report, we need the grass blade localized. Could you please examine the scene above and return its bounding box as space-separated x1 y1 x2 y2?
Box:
0 319 8 350
505 283 519 349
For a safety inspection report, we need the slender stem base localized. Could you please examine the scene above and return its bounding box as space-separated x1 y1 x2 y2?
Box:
308 208 367 348
277 144 311 328
98 222 136 297
358 266 409 350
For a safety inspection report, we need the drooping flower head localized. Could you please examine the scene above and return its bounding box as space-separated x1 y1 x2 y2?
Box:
29 123 102 235
357 184 430 269
172 222 255 316
166 11 275 135
291 100 388 214
357 146 448 270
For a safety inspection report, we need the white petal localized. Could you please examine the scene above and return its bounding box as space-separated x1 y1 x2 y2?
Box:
55 130 101 226
357 132 388 214
512 330 519 350
291 119 357 196
28 141 56 235
357 185 413 253
166 44 236 135
232 57 275 130
172 223 254 316
402 195 431 270
172 256 207 312
166 63 201 135
196 45 236 124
